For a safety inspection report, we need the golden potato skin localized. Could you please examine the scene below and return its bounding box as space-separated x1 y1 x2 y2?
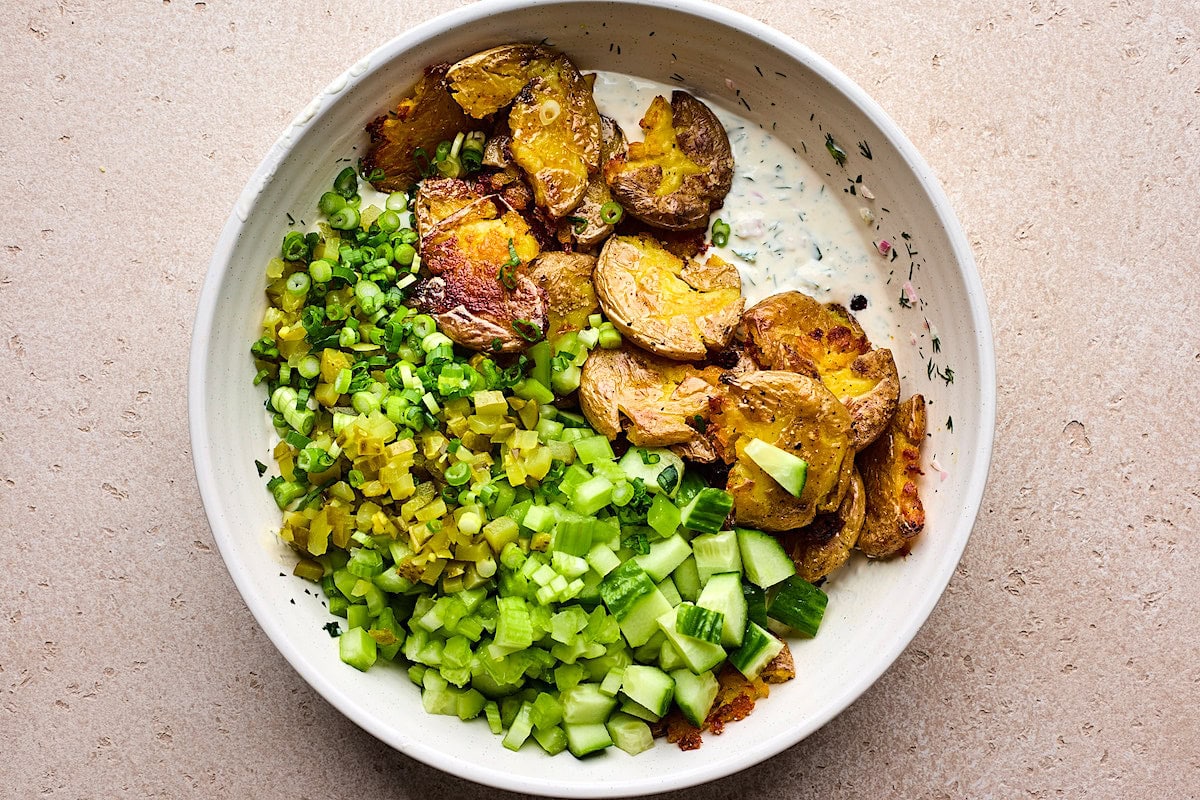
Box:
594 234 743 361
362 63 473 193
781 466 866 581
508 55 602 218
604 91 733 231
709 371 853 531
857 394 927 557
739 291 899 449
412 179 547 353
578 346 720 448
560 116 627 248
446 44 555 118
527 252 598 338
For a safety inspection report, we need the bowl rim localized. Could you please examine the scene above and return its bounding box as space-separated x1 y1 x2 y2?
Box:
189 0 997 795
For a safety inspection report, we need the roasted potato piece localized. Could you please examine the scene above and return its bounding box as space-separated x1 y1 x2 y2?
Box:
508 55 602 218
363 63 473 193
857 394 927 557
446 43 555 118
781 466 866 581
412 179 547 352
594 234 743 360
709 371 853 531
527 252 598 337
759 638 796 684
739 291 900 449
578 346 720 447
561 116 627 248
604 91 733 231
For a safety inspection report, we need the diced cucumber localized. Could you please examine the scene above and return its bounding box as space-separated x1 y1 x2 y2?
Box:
565 722 613 757
618 447 684 497
691 530 742 584
656 605 727 674
658 639 686 671
656 576 682 607
697 572 748 647
605 712 655 756
670 668 720 727
672 555 702 602
743 581 768 627
728 621 784 680
618 697 662 723
560 683 619 724
679 488 734 533
619 664 675 717
522 503 558 534
599 667 626 697
767 575 829 637
736 527 797 588
616 587 674 647
743 438 808 496
632 630 666 663
634 534 692 582
572 474 615 516
675 603 724 644
599 560 655 620
586 542 621 576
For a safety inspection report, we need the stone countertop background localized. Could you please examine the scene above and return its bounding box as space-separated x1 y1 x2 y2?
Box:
2 1 1197 797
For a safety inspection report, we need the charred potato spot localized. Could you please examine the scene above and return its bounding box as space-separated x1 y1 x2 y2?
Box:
739 291 900 449
781 467 866 581
363 63 472 192
759 638 796 684
604 91 733 231
413 180 547 353
578 346 720 448
508 55 602 218
446 43 555 118
594 234 743 360
527 252 598 337
709 371 853 531
857 394 927 558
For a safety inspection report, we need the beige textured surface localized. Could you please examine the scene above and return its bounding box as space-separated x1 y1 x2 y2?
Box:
2 0 1198 797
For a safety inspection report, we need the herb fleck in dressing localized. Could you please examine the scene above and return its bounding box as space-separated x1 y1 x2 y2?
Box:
592 71 890 344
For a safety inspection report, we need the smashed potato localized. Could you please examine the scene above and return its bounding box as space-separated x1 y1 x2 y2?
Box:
362 63 473 193
781 466 866 581
709 371 853 531
594 234 743 360
412 179 547 352
508 55 602 218
527 252 598 338
604 91 733 231
857 394 927 557
739 291 900 449
578 346 720 448
446 43 554 118
561 115 626 248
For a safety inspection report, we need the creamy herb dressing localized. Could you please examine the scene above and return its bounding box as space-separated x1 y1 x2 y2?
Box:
591 71 893 346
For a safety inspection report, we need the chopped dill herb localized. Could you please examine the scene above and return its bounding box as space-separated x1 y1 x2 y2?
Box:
946 416 954 432
932 335 941 353
858 140 873 159
733 249 758 263
254 460 267 477
323 621 342 638
899 291 912 309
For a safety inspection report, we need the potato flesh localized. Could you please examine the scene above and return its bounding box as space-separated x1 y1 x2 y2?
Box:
857 395 927 557
782 467 866 581
578 346 719 447
627 96 706 196
362 64 472 192
594 234 742 360
413 181 546 353
447 44 554 118
528 252 598 337
508 56 602 218
709 371 853 531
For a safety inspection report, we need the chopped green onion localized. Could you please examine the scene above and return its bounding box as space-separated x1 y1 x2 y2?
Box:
285 271 311 296
319 191 346 216
378 209 401 233
600 201 624 225
444 461 471 487
309 259 333 283
711 218 731 247
333 166 358 199
329 206 360 231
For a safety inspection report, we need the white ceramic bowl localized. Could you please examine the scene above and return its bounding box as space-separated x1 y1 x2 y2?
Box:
189 1 995 795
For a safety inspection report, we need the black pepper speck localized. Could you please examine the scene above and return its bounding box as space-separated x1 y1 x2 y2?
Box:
850 294 868 311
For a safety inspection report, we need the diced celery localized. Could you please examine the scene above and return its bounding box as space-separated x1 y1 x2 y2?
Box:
573 435 615 465
339 627 377 671
571 474 614 516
